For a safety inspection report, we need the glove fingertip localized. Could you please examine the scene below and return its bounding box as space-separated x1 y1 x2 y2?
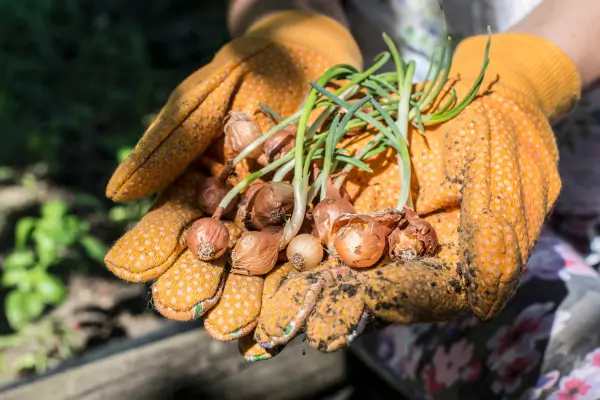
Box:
151 252 227 320
204 319 258 341
152 274 225 321
203 274 264 341
238 332 282 361
104 252 168 282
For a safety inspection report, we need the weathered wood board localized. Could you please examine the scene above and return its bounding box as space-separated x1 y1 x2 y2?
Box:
0 323 349 400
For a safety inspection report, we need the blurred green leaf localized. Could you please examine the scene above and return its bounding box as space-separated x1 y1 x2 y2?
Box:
41 201 67 221
33 233 57 268
138 198 153 215
79 235 107 263
108 205 128 222
2 268 31 288
20 173 38 189
31 205 88 265
117 146 134 163
59 215 87 245
74 192 106 210
0 334 24 349
3 250 35 270
34 352 48 373
14 217 36 250
13 353 37 372
5 290 45 330
35 273 66 304
0 166 15 182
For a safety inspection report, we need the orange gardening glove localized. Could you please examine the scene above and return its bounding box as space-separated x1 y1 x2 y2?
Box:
241 33 582 358
103 11 362 342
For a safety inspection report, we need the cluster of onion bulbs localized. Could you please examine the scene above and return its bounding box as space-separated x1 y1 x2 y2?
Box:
185 112 439 276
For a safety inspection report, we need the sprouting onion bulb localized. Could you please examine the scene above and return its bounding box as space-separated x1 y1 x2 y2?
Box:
186 218 230 261
332 215 390 268
231 230 280 276
312 197 356 252
286 234 324 271
196 176 237 215
224 111 263 160
263 127 296 161
249 182 294 230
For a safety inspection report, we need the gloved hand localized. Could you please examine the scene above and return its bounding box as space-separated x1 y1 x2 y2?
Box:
240 33 582 358
104 11 362 341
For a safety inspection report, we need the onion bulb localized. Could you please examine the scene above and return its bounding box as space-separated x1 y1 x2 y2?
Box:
323 176 351 202
249 182 294 230
196 176 237 215
223 111 263 160
186 218 230 261
235 182 267 228
263 127 296 161
332 215 390 268
388 210 438 260
262 225 285 239
231 230 280 276
261 226 288 263
222 221 243 250
312 197 356 252
286 234 324 271
387 227 420 260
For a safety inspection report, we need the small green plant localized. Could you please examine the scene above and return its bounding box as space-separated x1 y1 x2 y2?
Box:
0 319 74 376
2 200 107 331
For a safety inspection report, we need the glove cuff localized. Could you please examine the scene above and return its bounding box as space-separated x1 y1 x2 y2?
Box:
452 33 581 123
245 10 363 69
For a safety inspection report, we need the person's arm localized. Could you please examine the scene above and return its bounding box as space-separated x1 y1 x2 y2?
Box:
508 0 600 88
227 0 347 38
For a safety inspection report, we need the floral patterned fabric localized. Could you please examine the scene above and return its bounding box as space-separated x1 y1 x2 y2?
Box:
353 228 600 399
345 0 600 398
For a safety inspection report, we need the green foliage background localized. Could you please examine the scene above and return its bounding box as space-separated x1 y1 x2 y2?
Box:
0 0 228 192
0 0 228 375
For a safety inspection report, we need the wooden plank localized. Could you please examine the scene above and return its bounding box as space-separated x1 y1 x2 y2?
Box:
0 326 347 400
